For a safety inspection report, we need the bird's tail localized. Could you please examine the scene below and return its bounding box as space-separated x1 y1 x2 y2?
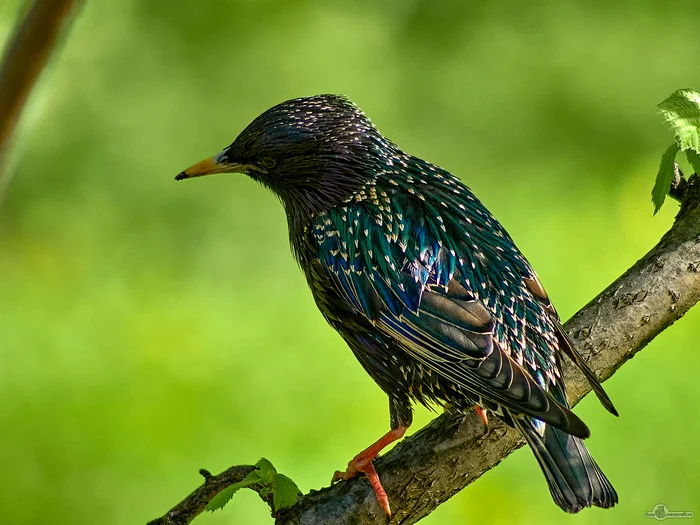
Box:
514 417 618 513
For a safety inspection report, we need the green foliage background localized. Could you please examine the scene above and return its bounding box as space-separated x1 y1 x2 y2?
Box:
1 1 699 524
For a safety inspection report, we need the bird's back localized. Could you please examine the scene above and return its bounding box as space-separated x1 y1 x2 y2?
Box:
292 153 586 429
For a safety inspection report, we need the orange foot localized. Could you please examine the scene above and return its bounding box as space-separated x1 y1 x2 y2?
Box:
332 455 390 517
331 425 408 518
474 405 489 430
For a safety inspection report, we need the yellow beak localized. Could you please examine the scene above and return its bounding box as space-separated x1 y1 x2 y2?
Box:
175 150 246 180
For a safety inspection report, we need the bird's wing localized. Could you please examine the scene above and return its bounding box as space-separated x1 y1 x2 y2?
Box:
312 190 590 438
522 274 618 416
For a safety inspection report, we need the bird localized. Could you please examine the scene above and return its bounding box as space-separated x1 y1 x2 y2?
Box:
175 94 619 518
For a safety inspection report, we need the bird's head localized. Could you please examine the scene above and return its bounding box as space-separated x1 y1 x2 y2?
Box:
176 94 394 217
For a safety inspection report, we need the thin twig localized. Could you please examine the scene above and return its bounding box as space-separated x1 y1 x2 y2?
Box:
668 163 687 202
147 465 259 525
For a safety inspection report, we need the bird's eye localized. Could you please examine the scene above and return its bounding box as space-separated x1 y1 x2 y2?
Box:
260 157 276 169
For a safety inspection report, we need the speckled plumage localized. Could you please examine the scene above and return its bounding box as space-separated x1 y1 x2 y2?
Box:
177 94 618 513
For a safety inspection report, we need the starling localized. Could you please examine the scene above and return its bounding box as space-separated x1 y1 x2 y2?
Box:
176 94 618 517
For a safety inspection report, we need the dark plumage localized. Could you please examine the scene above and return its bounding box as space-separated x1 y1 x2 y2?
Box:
176 94 618 515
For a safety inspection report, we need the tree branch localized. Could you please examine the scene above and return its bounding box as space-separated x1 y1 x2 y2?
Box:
0 0 83 186
146 466 258 525
149 174 700 525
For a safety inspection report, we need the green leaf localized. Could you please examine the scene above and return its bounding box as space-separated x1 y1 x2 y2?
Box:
686 149 700 176
273 473 301 510
657 89 700 152
205 470 262 512
204 459 301 514
255 458 277 484
652 143 680 214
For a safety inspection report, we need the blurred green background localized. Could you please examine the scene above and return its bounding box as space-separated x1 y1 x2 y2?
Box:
1 1 699 524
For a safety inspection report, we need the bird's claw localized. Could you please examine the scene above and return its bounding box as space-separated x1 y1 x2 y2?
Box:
474 405 489 433
331 467 356 483
331 457 392 518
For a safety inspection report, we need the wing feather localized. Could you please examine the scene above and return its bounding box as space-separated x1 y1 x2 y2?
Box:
311 188 595 438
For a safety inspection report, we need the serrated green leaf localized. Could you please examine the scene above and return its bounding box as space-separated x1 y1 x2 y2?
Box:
686 149 700 176
255 458 277 484
652 143 680 214
205 470 262 512
273 473 301 510
657 89 700 152
205 485 240 513
203 459 301 515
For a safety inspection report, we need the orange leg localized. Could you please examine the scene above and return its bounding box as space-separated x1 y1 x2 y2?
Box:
474 405 489 429
331 425 408 518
